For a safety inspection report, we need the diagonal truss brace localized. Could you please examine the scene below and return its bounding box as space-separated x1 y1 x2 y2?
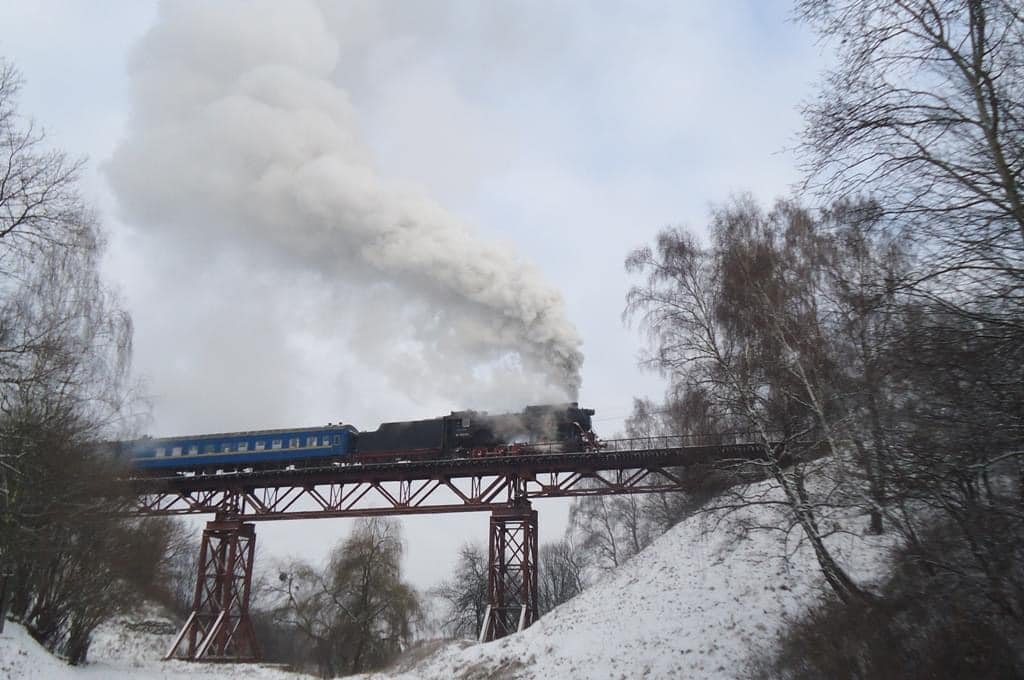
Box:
164 519 259 662
483 502 538 642
134 465 735 520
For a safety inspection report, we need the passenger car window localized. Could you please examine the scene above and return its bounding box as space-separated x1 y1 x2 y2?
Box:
272 439 282 449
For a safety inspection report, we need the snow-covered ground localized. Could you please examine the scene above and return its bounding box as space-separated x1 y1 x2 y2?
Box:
353 477 895 680
0 609 313 680
1 474 894 679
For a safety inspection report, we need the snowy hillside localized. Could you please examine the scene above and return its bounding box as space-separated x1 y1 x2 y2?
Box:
1 473 893 680
353 475 894 680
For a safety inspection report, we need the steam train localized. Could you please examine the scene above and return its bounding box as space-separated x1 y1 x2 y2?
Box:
124 403 596 474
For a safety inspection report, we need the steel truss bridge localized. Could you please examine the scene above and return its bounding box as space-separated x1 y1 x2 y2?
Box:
130 435 771 662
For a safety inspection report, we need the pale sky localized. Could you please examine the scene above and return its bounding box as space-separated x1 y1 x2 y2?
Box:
0 1 826 592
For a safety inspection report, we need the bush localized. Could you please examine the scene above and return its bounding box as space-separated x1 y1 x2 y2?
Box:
746 519 1024 680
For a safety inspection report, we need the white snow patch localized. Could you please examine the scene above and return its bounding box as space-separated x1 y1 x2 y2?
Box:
0 609 313 680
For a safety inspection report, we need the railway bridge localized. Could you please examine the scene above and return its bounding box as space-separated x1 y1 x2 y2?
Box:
128 435 772 662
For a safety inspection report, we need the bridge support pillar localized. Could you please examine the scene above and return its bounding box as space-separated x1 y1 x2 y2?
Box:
482 502 538 641
164 518 259 662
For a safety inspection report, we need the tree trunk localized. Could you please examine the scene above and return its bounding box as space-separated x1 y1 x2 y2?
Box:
855 439 884 535
776 467 873 605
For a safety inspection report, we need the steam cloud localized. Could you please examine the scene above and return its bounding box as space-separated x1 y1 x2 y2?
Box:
108 1 583 407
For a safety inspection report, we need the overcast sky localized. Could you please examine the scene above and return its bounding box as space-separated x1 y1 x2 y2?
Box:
0 1 826 591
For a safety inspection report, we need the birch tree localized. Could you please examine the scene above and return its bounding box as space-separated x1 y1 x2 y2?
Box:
798 0 1024 326
626 197 874 604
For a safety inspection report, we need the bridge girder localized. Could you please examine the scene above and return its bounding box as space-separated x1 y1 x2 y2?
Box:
130 441 768 521
132 439 778 661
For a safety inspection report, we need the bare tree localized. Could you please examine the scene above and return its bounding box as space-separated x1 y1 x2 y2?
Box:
431 542 488 638
626 197 875 604
625 393 738 532
0 58 153 664
273 518 420 677
0 61 133 425
795 0 1024 631
537 539 588 615
569 493 631 572
798 0 1024 326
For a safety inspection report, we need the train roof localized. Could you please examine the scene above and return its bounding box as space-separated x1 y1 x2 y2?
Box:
130 423 357 444
125 404 595 445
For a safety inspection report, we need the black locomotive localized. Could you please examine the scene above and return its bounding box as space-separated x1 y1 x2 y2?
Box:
356 402 597 458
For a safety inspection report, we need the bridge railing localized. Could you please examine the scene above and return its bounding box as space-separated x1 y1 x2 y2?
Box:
598 431 768 452
517 431 774 456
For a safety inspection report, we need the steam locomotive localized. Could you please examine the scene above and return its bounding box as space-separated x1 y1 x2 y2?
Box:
125 403 596 474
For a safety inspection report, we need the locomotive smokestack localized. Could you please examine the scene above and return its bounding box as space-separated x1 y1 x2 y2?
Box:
108 0 583 403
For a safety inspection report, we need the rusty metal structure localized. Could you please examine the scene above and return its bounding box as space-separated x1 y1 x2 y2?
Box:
164 519 259 661
482 504 539 640
129 435 772 659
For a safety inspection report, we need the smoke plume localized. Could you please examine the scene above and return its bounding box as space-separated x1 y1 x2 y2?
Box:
108 0 583 410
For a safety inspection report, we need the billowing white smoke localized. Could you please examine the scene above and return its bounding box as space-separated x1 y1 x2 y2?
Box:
108 0 583 407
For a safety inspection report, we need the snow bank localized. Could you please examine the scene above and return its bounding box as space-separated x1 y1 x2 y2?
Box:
0 611 312 680
353 475 894 680
0 622 78 680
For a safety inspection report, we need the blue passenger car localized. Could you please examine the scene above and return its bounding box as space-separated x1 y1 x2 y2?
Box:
128 424 357 473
